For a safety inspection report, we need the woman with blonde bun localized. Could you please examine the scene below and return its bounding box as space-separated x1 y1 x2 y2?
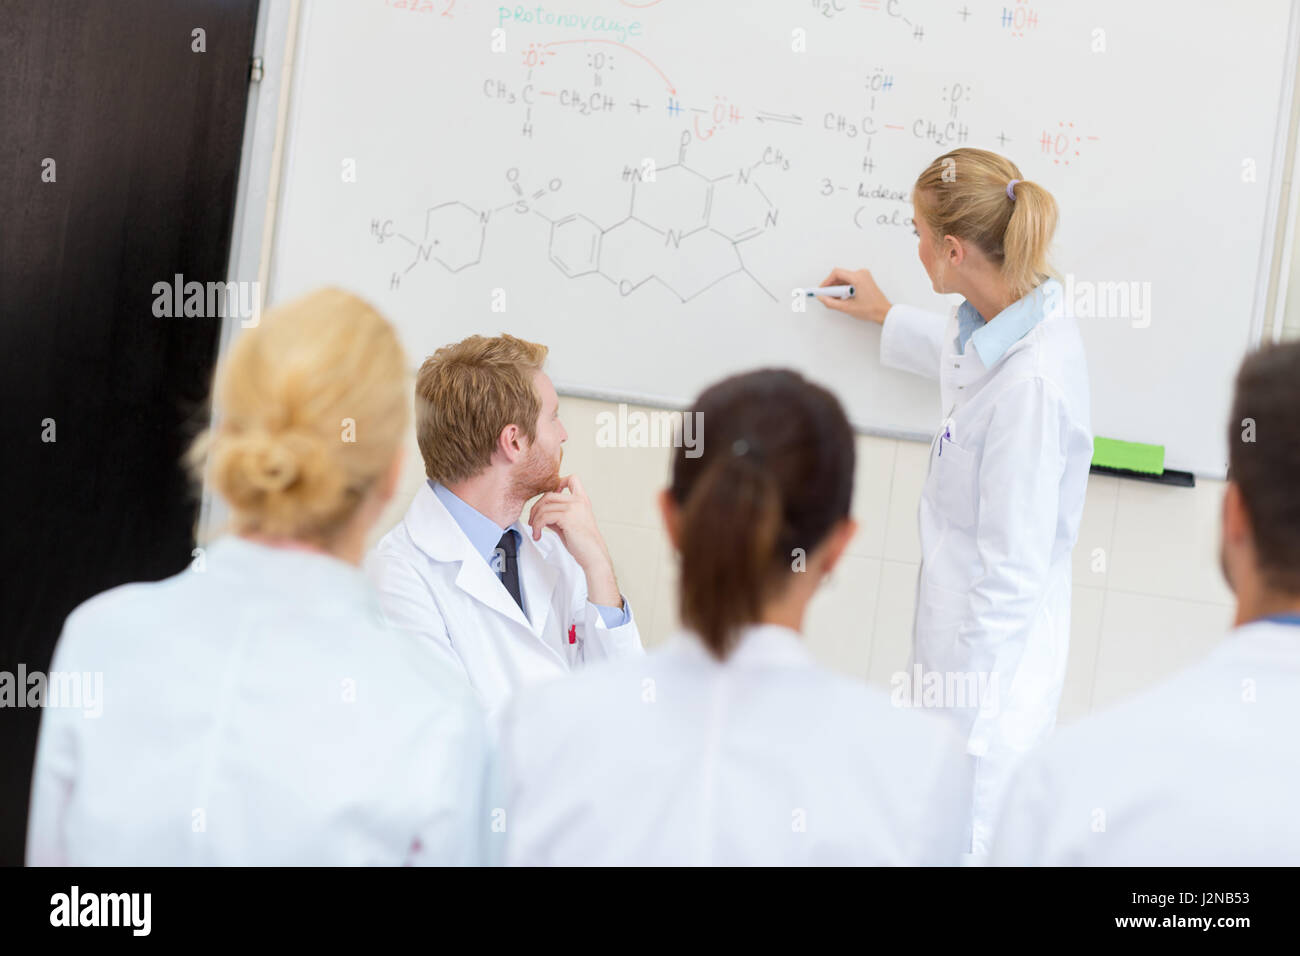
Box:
818 149 1092 856
26 288 496 866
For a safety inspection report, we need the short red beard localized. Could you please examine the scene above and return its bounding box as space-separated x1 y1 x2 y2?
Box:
512 442 562 500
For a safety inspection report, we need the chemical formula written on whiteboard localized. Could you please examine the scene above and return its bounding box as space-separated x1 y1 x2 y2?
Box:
365 0 1094 303
371 138 792 303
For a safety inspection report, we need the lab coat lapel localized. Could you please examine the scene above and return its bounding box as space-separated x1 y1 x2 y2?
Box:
404 483 533 632
512 521 560 640
941 308 990 412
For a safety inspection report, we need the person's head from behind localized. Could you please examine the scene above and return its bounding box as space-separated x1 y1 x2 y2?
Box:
911 147 1057 302
660 369 858 659
189 287 408 562
415 333 566 500
1221 341 1300 618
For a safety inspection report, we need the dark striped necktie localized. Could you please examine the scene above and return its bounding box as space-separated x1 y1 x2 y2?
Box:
495 530 523 612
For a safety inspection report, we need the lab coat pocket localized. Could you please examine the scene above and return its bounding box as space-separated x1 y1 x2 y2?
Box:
562 619 586 668
913 580 973 679
931 437 978 530
919 580 970 629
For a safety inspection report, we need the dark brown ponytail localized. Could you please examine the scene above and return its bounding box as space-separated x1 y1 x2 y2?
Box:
670 369 855 659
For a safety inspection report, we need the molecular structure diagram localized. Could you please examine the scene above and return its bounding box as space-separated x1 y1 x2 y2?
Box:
373 151 784 303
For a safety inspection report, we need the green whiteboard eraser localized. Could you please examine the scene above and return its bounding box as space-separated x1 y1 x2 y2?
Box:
1091 437 1165 475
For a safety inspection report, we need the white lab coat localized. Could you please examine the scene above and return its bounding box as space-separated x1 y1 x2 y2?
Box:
500 624 972 865
25 536 496 866
365 481 644 718
880 283 1092 853
990 619 1300 865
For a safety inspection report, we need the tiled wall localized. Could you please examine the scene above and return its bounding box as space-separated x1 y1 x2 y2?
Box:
371 394 1239 727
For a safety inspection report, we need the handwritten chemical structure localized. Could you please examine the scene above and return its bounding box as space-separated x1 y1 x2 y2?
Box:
1002 1 1040 38
472 5 1069 183
811 0 929 42
370 168 563 279
371 140 792 303
364 0 1101 309
1040 121 1099 166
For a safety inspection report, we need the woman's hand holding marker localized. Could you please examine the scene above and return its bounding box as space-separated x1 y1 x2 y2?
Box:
817 267 892 325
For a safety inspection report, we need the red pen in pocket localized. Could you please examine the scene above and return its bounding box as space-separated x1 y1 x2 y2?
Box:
568 624 577 644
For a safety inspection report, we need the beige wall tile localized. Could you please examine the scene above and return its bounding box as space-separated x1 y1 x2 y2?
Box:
649 533 680 649
1091 591 1234 711
804 555 881 681
883 440 928 563
598 519 664 648
867 560 919 692
563 397 672 529
1072 475 1118 588
1108 479 1233 605
1058 585 1105 725
846 436 897 559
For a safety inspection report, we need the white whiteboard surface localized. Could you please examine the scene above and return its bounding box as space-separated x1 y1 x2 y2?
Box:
268 0 1299 476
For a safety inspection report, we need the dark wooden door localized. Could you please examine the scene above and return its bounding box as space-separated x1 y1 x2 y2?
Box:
0 0 260 865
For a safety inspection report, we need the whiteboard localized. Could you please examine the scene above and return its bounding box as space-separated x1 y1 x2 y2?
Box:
268 0 1299 476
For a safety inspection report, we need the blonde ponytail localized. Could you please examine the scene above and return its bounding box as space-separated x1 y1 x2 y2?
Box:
913 148 1058 300
189 287 409 545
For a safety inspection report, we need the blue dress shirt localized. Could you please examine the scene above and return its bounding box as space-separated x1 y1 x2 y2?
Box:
956 278 1061 368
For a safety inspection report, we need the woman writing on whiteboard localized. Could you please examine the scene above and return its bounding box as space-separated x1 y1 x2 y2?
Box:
818 148 1093 855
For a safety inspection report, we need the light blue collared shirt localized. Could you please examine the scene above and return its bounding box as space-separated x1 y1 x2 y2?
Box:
956 278 1061 368
431 481 629 627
